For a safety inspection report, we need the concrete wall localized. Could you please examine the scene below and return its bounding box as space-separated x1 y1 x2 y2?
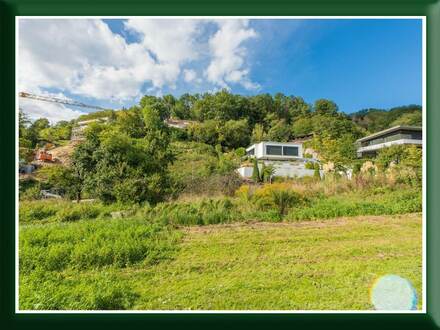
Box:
237 161 318 179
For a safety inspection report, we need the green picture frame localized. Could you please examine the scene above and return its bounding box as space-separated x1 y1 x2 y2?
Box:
1 0 439 328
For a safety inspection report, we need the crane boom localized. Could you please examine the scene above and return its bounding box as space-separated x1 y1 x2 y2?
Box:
19 92 106 110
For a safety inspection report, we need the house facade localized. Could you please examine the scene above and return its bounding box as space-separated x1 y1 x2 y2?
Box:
238 141 319 179
356 125 422 157
246 141 303 160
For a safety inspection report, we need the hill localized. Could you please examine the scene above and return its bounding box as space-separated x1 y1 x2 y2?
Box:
350 105 422 133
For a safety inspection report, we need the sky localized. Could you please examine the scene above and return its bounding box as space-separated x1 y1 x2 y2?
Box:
18 18 423 122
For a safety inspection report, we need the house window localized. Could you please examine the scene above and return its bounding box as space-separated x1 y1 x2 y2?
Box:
283 146 298 156
266 145 282 155
246 148 255 156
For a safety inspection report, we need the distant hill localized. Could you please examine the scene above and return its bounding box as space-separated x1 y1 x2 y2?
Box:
350 105 422 133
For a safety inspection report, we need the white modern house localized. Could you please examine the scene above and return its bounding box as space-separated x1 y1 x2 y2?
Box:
356 125 422 157
237 141 319 179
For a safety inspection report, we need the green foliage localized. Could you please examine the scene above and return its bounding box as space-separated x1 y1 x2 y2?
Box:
251 158 260 182
70 106 174 204
271 189 301 218
391 111 422 126
39 121 72 142
305 162 315 170
314 163 321 180
149 198 240 226
220 119 251 149
251 123 267 143
351 105 422 133
19 177 42 201
287 188 421 221
39 165 82 200
314 99 339 116
261 164 275 183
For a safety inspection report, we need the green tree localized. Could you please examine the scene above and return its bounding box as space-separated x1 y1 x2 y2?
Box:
391 111 422 126
267 119 291 142
251 124 267 143
220 119 250 149
314 99 339 116
40 165 82 201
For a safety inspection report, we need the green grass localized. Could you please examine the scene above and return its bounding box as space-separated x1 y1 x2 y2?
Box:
286 189 422 221
19 213 422 310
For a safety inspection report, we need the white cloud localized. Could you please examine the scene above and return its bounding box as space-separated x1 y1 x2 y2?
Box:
20 98 86 124
18 18 261 121
183 69 198 83
205 20 260 90
19 19 203 101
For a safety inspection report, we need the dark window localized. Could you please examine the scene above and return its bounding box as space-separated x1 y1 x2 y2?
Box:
247 148 254 156
266 145 282 155
283 146 298 156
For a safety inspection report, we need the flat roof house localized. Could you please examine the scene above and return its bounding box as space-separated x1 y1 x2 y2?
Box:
238 141 320 179
356 125 422 157
246 141 303 160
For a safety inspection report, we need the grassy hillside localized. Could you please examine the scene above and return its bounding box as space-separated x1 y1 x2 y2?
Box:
20 213 422 310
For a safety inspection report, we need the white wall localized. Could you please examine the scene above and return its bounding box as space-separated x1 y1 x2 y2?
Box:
237 161 317 179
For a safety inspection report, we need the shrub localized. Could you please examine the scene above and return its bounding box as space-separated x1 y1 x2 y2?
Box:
305 162 315 170
271 189 302 218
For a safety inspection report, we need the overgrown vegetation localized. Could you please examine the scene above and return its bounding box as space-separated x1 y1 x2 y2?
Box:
19 91 423 310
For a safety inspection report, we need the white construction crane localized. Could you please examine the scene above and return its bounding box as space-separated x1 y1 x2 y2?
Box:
19 91 107 110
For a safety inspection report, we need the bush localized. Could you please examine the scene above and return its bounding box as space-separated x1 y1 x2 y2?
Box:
271 189 302 218
305 162 315 170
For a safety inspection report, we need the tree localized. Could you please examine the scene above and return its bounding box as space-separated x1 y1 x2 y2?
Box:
251 124 266 143
267 119 291 142
116 107 145 138
71 106 174 204
220 119 250 149
40 165 82 201
314 99 339 116
391 111 422 126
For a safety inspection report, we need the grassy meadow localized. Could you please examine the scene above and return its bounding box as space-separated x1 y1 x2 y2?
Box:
19 177 423 310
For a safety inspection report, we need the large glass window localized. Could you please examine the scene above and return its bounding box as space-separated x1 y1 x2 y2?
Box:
283 146 298 156
266 145 282 155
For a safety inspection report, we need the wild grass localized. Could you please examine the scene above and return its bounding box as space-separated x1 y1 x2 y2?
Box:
20 218 181 274
19 217 182 309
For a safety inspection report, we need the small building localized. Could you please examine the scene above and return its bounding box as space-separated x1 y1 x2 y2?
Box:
238 141 320 179
164 118 196 129
71 117 109 141
356 125 422 157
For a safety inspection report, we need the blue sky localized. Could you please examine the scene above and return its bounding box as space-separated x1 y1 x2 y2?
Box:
18 18 422 121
